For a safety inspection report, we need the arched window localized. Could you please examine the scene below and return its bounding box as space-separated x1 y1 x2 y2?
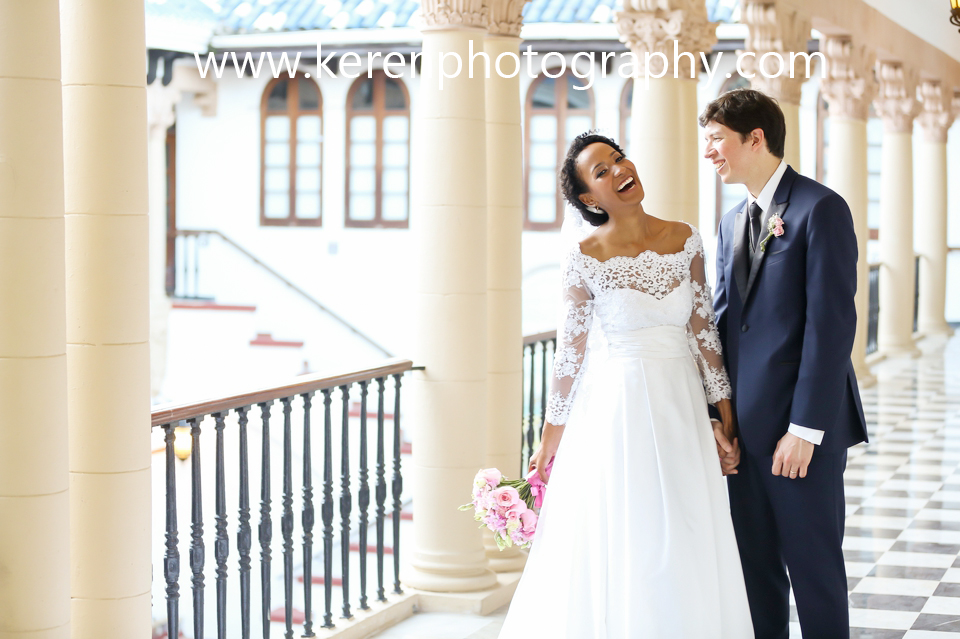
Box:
714 73 751 228
260 74 322 226
620 79 632 155
525 70 594 231
346 71 411 228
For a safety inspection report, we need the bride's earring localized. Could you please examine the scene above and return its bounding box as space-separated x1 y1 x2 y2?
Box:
589 205 603 214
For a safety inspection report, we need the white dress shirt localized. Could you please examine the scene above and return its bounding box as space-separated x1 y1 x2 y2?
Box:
745 161 825 446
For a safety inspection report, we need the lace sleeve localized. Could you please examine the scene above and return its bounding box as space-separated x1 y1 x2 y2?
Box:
545 252 594 426
687 229 732 404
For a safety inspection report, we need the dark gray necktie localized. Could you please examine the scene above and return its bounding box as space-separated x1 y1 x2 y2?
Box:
748 202 763 261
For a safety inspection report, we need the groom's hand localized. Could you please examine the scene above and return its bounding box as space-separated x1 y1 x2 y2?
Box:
772 432 814 479
711 420 740 475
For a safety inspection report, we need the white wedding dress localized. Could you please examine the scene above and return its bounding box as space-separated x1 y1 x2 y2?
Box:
498 225 754 639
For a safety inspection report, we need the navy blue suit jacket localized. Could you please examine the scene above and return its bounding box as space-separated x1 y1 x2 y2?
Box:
714 166 868 455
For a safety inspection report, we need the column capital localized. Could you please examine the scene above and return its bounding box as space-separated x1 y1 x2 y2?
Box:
820 36 877 121
740 1 811 105
613 0 717 78
873 60 919 134
917 80 956 144
420 0 489 31
487 0 526 37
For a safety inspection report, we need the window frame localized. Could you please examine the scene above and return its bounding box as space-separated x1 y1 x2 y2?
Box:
524 69 595 231
345 71 412 229
259 73 324 227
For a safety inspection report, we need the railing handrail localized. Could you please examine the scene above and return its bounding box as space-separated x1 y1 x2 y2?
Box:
523 330 557 346
176 228 394 358
151 357 414 426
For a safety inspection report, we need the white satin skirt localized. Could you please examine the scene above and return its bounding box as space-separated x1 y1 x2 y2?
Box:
498 325 754 639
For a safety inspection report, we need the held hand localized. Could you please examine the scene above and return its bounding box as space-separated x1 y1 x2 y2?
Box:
712 419 740 475
772 432 814 479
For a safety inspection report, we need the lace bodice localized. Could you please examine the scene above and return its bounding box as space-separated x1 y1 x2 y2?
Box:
546 224 731 425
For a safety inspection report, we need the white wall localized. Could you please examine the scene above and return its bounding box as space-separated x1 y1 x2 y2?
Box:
164 45 960 403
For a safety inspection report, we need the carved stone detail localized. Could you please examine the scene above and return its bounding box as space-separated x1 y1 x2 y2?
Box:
614 0 717 78
917 80 955 144
820 36 877 121
147 81 180 135
740 2 811 104
420 0 489 30
873 61 919 134
487 0 526 37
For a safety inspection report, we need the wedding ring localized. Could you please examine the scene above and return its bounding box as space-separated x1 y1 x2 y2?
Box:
790 471 798 475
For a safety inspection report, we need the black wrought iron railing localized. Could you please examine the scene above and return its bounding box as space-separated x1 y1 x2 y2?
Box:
867 263 880 356
521 331 556 475
153 359 411 639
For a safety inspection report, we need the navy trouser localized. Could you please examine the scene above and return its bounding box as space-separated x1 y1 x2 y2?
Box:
728 448 849 639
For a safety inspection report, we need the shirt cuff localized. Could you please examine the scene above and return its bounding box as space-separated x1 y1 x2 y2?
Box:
788 423 824 446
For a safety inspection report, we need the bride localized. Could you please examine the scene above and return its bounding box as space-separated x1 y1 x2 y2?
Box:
498 133 754 638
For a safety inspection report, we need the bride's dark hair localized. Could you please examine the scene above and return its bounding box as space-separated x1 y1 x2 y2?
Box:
559 131 625 227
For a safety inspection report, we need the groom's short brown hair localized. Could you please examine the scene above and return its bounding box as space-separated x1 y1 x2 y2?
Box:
699 88 786 159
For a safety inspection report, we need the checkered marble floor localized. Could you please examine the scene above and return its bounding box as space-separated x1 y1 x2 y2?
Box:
835 333 960 639
372 333 960 639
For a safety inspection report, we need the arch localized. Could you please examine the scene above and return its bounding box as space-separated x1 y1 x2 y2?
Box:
524 69 595 231
345 71 411 228
260 74 323 226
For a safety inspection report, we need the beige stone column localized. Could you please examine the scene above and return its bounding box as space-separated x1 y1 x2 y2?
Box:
0 2 70 637
406 0 498 593
146 82 178 400
820 36 877 383
483 0 527 573
615 1 716 224
61 0 152 635
915 80 956 338
741 1 810 170
874 60 920 357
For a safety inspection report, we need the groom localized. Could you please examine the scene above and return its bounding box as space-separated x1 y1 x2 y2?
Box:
701 88 868 639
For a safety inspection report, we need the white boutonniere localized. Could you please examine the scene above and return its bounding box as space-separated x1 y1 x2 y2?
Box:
759 213 785 252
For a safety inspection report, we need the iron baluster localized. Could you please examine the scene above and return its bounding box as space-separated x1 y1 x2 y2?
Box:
340 385 353 619
163 423 180 639
321 389 335 628
214 412 229 639
189 417 205 639
280 396 294 639
357 381 371 610
237 406 252 639
374 377 387 602
258 401 273 639
391 374 404 595
301 392 316 637
526 343 536 472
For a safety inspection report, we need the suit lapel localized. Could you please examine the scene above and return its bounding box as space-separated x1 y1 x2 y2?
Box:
732 201 749 299
744 200 786 299
742 166 798 303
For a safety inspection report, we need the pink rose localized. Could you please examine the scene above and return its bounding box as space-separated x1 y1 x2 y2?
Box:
491 486 521 511
480 468 502 489
773 218 784 237
520 509 538 535
504 501 527 521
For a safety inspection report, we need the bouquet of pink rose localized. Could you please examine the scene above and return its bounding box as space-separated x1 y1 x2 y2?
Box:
459 460 554 550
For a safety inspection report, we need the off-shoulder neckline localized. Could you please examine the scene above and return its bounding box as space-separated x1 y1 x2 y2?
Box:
576 223 699 265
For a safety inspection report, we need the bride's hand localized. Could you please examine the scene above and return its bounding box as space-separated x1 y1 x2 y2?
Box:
529 422 564 484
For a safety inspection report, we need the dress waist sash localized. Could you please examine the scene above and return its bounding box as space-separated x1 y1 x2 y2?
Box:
604 325 691 360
